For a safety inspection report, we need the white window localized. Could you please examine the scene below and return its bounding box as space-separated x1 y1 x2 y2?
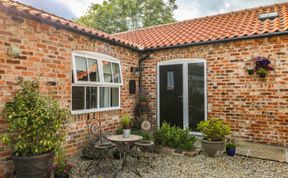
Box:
71 51 122 114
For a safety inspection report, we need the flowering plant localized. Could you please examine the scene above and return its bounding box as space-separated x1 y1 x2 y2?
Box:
252 56 274 78
52 148 73 175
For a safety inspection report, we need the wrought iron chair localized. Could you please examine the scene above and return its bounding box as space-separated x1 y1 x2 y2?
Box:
82 118 116 176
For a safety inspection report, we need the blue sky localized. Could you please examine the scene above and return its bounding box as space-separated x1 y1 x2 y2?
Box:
17 0 288 21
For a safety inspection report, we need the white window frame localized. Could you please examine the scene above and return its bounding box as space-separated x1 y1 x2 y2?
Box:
71 51 122 114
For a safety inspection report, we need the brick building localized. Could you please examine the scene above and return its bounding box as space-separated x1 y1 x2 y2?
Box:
0 0 288 176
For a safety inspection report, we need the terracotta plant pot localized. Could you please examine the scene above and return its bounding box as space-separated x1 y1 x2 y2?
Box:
12 152 54 178
201 139 225 157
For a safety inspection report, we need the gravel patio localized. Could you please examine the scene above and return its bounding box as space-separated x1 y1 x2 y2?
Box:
70 153 288 178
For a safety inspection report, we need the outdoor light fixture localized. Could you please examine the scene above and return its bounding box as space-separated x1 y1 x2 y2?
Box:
130 66 141 76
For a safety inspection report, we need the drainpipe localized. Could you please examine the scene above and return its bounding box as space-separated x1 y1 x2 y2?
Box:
138 53 150 97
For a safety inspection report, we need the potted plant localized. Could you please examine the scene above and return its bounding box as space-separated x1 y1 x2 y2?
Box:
197 118 231 157
53 148 73 178
250 56 274 78
246 68 254 75
226 138 238 156
121 114 132 138
0 80 69 178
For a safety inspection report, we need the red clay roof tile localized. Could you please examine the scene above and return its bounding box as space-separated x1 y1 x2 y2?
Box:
114 2 288 49
1 0 288 50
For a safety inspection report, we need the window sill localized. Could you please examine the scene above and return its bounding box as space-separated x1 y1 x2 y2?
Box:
71 107 122 115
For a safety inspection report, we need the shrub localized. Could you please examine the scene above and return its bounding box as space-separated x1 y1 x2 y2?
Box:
197 118 231 141
0 80 69 156
154 122 196 150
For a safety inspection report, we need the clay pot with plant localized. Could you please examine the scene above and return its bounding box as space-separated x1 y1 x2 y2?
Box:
121 115 133 138
0 80 69 178
197 118 231 157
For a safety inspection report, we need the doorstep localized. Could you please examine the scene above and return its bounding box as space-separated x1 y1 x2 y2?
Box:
236 140 288 162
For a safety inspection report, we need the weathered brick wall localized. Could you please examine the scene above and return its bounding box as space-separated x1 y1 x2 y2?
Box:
142 36 288 148
0 11 139 177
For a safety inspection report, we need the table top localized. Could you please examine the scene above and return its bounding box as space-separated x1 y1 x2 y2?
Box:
106 134 143 142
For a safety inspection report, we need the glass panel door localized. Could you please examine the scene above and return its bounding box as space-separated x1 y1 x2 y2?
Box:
188 62 205 131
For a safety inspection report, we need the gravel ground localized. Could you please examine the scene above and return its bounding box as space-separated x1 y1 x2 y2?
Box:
70 153 288 178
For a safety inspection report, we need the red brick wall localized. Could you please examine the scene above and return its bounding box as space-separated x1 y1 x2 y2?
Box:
142 36 288 147
0 11 139 177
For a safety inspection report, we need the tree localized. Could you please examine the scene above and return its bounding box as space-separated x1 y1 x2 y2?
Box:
75 0 177 34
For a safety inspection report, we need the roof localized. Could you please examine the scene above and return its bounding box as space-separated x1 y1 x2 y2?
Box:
114 2 288 50
1 1 288 51
0 0 144 50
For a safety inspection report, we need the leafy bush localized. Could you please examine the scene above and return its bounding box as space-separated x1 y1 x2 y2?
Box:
197 118 231 141
121 114 132 129
154 122 196 150
1 80 69 156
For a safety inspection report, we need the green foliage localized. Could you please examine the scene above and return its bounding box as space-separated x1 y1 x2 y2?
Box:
256 67 268 77
154 122 196 150
226 143 237 149
226 137 238 149
197 118 231 141
53 147 73 174
75 0 177 34
0 80 69 156
121 114 132 129
131 130 152 140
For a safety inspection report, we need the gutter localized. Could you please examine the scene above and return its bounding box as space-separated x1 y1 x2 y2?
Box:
144 31 288 51
138 53 150 96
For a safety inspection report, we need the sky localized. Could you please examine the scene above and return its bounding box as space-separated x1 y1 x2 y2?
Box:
17 0 288 21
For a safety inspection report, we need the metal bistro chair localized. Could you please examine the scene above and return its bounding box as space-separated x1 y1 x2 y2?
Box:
83 118 115 176
132 138 155 168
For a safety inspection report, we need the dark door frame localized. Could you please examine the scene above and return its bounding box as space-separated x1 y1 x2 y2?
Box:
157 59 207 134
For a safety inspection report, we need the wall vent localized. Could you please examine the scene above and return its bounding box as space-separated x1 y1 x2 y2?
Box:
258 12 279 21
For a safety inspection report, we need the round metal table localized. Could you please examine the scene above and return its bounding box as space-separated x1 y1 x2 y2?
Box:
107 134 143 171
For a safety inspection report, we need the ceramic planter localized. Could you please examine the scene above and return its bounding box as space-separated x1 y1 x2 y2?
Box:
226 147 236 156
123 129 131 138
201 139 225 157
12 152 54 178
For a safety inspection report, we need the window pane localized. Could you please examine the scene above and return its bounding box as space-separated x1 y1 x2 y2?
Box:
111 87 119 107
100 87 110 108
112 63 121 83
75 56 88 81
188 62 205 131
86 87 97 109
103 61 112 82
87 59 99 82
72 86 85 110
